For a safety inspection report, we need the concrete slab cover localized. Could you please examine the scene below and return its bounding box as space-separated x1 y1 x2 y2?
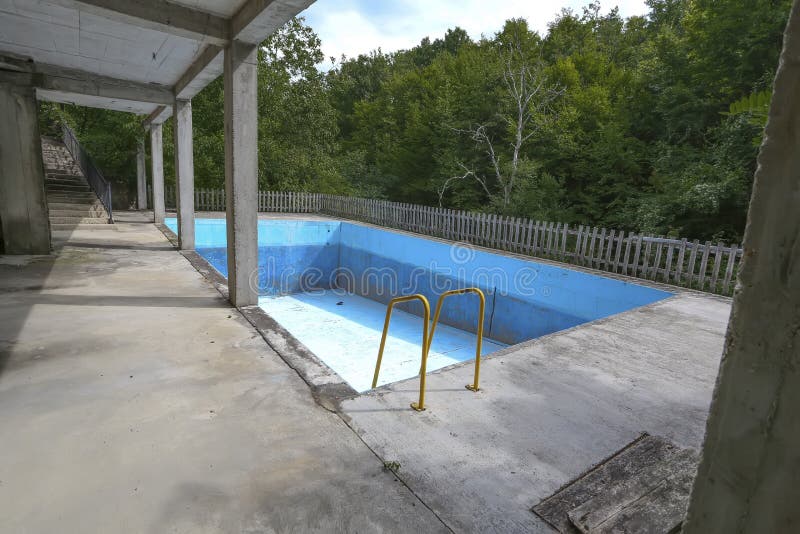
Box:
533 433 699 533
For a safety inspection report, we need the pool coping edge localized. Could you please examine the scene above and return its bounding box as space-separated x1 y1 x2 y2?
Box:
157 222 359 412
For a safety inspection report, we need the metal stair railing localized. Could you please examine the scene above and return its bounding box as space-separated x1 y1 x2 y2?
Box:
60 123 113 223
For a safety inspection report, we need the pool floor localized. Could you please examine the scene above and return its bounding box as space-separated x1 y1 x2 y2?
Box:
258 292 506 392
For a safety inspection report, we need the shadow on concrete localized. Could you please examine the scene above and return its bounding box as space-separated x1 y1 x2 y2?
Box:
0 211 170 379
63 241 174 252
0 254 56 378
17 294 226 308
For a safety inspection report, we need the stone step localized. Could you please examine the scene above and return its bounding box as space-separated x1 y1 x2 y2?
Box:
45 178 88 187
45 178 89 187
49 216 108 225
46 178 89 187
44 164 81 171
49 208 107 218
47 200 104 209
47 195 101 203
46 172 84 180
50 223 114 231
45 170 83 177
46 183 90 191
47 190 97 197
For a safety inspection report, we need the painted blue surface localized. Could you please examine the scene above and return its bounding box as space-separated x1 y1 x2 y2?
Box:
259 292 506 392
166 219 340 295
165 217 672 345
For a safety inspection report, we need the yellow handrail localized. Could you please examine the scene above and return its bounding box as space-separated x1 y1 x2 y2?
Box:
426 288 485 392
371 294 431 411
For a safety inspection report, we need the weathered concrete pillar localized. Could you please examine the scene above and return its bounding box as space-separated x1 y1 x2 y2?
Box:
136 138 147 210
173 99 194 250
683 3 800 532
224 41 259 307
0 74 50 254
150 123 165 224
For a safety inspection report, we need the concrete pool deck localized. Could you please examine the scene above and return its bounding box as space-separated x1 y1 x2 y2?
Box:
340 292 731 533
0 211 732 533
0 212 447 533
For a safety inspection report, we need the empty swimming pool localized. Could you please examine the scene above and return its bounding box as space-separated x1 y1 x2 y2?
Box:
165 217 672 392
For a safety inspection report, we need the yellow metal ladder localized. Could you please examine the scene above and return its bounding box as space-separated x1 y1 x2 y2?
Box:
371 288 486 411
427 288 486 393
371 294 431 411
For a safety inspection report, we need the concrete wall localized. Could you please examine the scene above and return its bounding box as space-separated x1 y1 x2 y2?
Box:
0 77 50 254
683 2 800 531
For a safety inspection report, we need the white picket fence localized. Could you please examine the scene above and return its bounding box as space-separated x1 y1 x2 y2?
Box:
158 186 743 296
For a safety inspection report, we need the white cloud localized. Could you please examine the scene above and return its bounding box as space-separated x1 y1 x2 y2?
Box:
301 0 649 69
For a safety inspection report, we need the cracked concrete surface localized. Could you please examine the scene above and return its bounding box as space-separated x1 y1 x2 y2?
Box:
0 212 447 533
340 291 730 533
0 210 732 534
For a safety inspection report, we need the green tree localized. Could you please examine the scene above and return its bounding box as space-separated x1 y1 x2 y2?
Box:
53 3 792 243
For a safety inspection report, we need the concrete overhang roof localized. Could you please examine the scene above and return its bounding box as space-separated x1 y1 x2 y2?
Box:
0 0 315 123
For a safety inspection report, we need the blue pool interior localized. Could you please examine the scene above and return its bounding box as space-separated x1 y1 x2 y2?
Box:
166 218 672 391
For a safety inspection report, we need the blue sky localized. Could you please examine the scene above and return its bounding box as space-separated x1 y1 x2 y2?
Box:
301 0 649 69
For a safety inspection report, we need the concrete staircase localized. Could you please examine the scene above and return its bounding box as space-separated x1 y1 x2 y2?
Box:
41 138 111 231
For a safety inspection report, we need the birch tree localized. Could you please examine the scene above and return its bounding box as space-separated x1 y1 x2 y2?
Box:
439 33 563 208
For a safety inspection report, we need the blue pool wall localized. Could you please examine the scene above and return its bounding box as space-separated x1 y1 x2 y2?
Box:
336 223 671 344
166 219 341 295
165 218 672 345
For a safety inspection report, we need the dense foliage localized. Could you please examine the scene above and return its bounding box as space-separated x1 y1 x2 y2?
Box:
44 1 790 241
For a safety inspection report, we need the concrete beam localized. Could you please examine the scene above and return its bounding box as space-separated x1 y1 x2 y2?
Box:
0 53 34 73
34 62 174 105
36 89 161 115
150 124 165 224
0 79 51 254
0 55 173 107
136 138 147 210
683 2 800 532
143 105 172 127
231 0 316 44
47 0 229 46
172 0 313 102
224 41 259 307
174 45 224 101
173 99 194 250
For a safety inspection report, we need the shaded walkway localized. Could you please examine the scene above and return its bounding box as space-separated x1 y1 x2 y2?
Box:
0 212 446 533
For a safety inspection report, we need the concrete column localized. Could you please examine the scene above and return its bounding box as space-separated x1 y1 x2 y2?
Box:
0 75 50 254
173 99 194 250
683 3 800 532
150 123 165 224
224 41 259 307
136 138 147 210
